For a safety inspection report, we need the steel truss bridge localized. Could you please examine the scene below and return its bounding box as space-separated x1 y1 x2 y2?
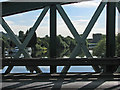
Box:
1 0 120 89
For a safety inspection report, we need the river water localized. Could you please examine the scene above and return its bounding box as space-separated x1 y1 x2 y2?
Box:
1 66 95 73
1 50 95 73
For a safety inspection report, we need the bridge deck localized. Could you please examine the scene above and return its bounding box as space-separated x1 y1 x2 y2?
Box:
1 58 120 89
1 72 120 89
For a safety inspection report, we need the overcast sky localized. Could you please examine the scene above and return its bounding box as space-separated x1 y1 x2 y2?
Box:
0 0 119 38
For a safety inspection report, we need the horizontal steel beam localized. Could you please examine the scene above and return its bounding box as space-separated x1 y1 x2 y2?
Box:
2 2 74 17
2 73 120 80
2 58 120 66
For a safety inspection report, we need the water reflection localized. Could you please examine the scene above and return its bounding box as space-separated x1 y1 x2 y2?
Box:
35 48 84 58
1 49 94 73
1 66 94 73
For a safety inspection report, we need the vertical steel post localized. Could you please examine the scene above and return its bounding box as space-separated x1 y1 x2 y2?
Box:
116 2 120 72
50 5 57 73
106 2 118 73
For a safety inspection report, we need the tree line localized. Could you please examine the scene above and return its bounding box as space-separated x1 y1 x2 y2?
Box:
1 31 84 58
1 31 120 58
93 33 120 57
35 35 85 58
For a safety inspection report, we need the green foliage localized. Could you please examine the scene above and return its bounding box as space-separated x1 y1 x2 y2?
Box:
1 35 12 48
63 36 77 51
35 35 85 58
117 44 120 57
2 31 86 58
93 33 120 57
56 35 69 49
117 33 120 44
93 38 106 57
19 31 25 43
25 30 37 47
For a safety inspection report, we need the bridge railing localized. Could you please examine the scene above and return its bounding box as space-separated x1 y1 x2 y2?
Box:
2 58 120 66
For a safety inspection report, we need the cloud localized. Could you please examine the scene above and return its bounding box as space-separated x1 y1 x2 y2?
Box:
0 25 4 32
57 17 91 38
0 20 15 32
0 0 9 2
5 20 14 25
71 16 86 18
73 19 89 24
0 20 30 35
0 11 105 39
57 14 105 38
65 0 100 8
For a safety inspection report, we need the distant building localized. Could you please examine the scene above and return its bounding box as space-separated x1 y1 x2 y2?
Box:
87 39 93 43
92 33 102 43
87 33 102 50
88 43 97 50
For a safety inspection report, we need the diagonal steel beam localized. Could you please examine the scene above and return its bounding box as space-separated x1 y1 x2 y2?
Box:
1 17 31 74
14 7 49 73
56 4 102 73
22 6 49 48
116 2 120 13
56 5 83 44
56 4 87 73
70 1 106 72
1 7 49 74
82 1 107 40
70 44 82 58
1 18 31 58
60 44 82 73
15 6 49 58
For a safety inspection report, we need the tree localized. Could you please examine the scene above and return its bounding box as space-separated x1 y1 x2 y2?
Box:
19 31 25 43
25 30 37 48
93 33 120 57
93 38 106 57
63 36 77 51
56 35 69 49
24 30 42 73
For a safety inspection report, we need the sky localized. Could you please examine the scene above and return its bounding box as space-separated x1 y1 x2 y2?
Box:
0 0 119 39
0 0 120 72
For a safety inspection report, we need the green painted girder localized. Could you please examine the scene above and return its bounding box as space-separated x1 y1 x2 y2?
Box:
56 3 107 73
15 6 49 58
2 0 119 74
1 18 31 74
1 18 31 58
56 1 108 73
105 2 117 73
50 5 57 73
2 2 74 17
1 7 49 74
82 1 107 40
106 2 116 58
116 2 120 13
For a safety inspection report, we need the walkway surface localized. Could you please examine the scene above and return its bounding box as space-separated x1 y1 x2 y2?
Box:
1 73 120 90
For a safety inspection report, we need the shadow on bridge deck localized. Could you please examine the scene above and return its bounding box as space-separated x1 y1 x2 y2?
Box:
1 72 120 90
